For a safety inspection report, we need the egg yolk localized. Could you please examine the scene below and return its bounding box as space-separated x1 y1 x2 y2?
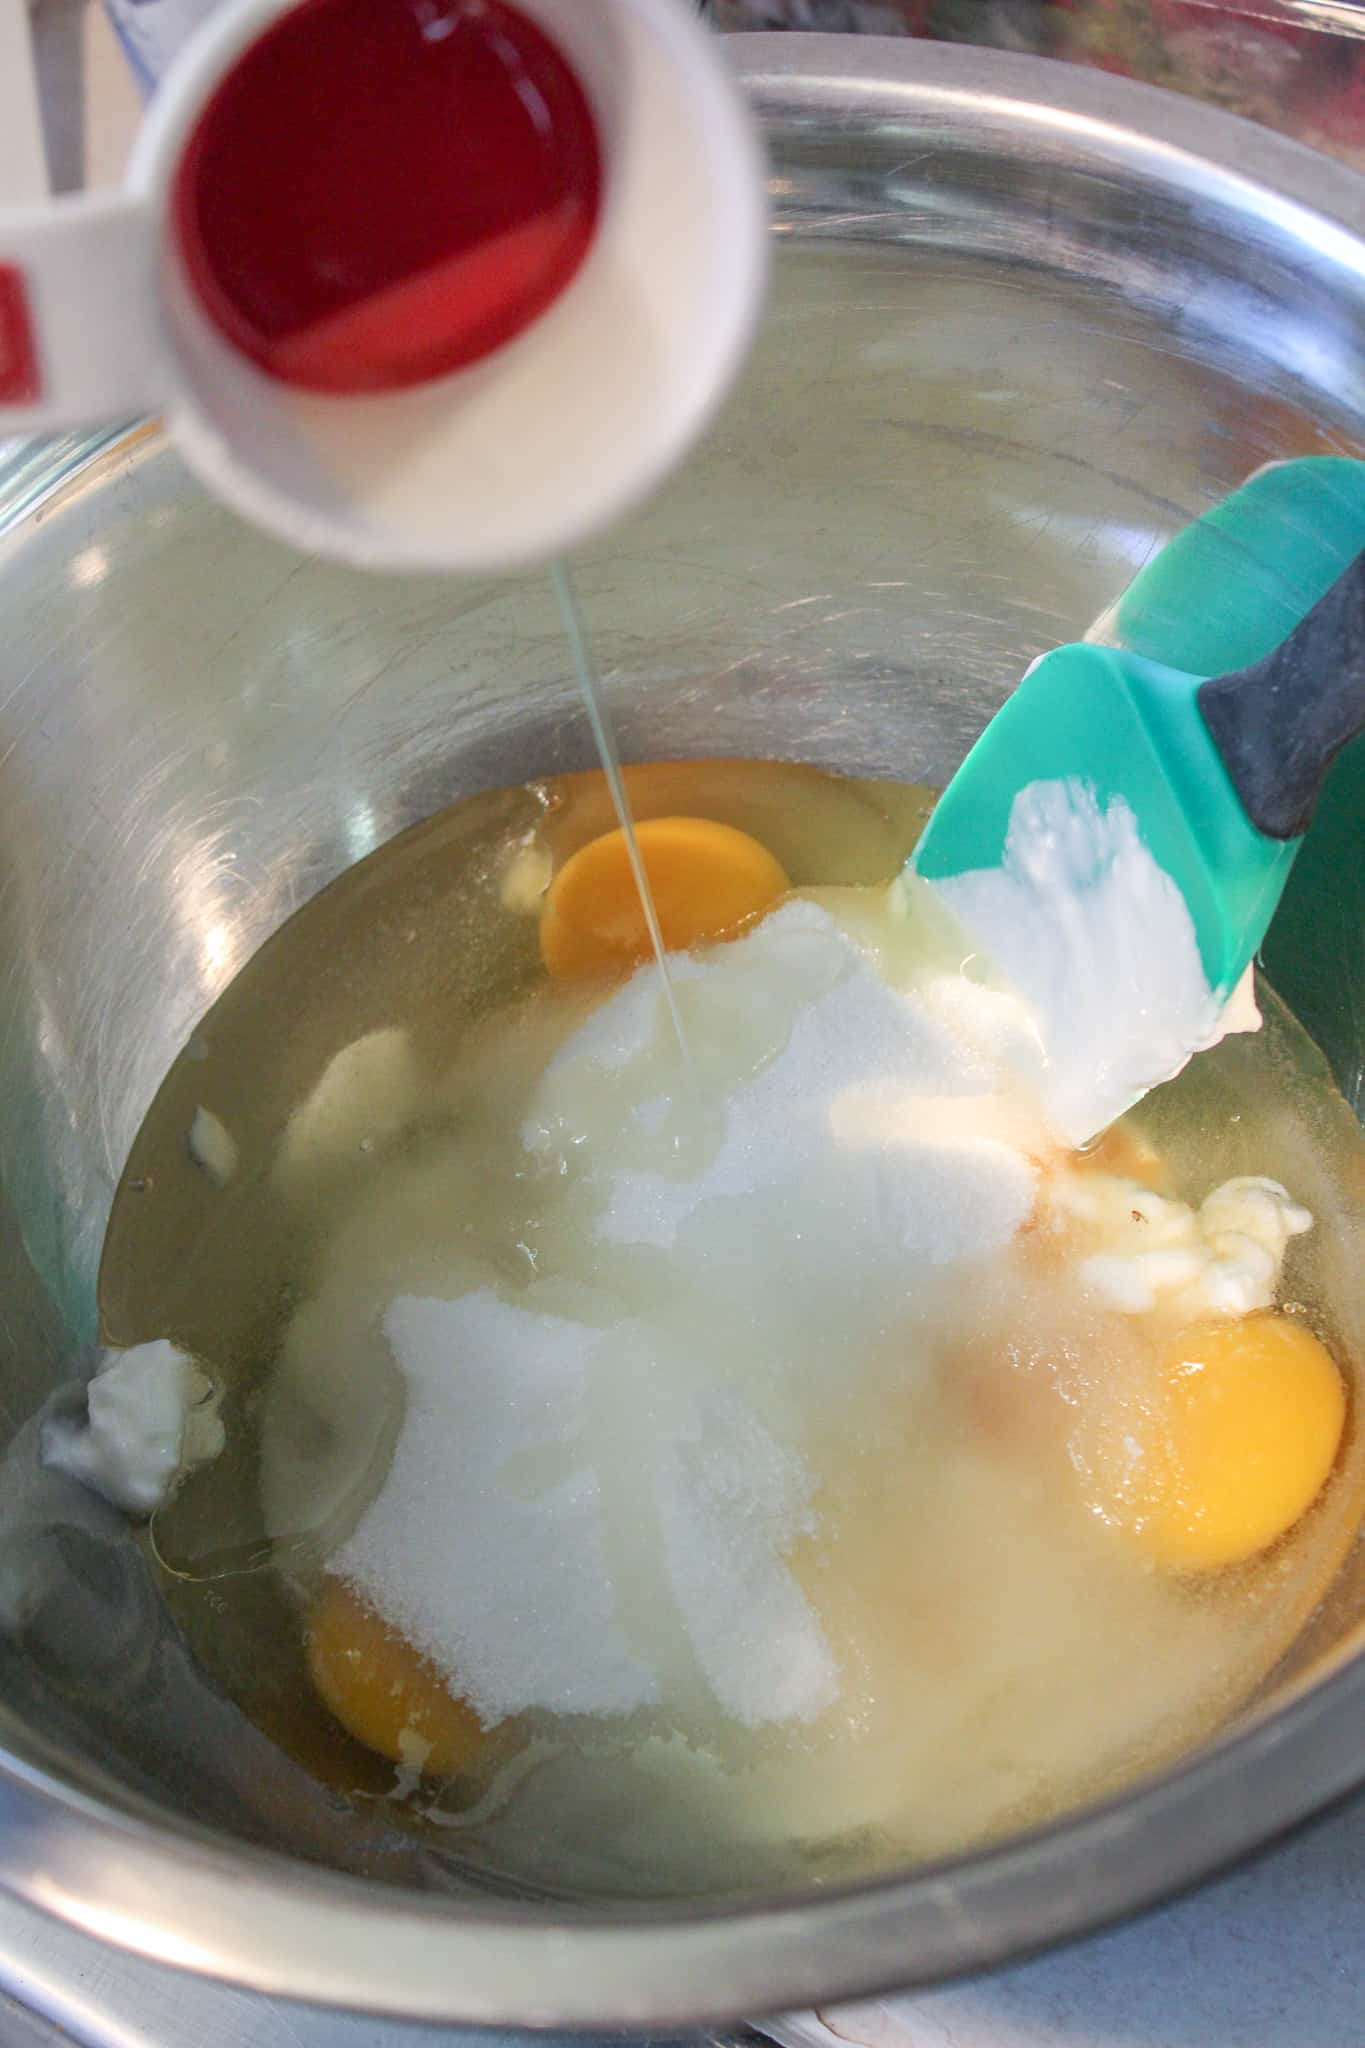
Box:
539 816 789 981
306 1577 486 1777
1138 1314 1346 1572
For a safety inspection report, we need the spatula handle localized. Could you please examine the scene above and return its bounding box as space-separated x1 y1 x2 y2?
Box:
1199 549 1365 840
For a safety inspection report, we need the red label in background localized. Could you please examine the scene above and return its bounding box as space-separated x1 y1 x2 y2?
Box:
0 267 40 406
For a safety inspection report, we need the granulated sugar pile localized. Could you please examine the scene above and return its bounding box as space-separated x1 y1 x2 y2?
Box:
316 900 1047 1730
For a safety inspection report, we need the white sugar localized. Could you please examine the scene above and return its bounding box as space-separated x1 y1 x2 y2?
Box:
525 901 1039 1270
324 900 1045 1730
333 1290 659 1721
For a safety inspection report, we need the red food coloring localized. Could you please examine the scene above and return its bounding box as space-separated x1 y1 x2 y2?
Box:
172 0 602 396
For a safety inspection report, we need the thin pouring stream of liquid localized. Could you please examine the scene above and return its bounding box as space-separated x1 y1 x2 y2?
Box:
549 561 692 1063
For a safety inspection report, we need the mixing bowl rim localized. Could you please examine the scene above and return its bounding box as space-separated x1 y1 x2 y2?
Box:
2 35 1365 2027
3 1646 1364 2026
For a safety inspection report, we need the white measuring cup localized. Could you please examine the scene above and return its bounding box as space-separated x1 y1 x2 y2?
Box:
0 0 767 574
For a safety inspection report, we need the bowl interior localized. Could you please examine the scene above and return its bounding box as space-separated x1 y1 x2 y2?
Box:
1 38 1365 2016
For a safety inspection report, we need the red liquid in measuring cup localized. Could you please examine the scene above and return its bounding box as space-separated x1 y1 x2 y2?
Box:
173 0 602 396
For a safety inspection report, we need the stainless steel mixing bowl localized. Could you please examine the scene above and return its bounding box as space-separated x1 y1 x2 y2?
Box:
1 35 1365 2030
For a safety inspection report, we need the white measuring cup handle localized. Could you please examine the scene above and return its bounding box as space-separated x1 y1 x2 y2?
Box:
0 194 168 431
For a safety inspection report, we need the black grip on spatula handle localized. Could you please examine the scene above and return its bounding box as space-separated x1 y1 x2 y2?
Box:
1198 548 1365 840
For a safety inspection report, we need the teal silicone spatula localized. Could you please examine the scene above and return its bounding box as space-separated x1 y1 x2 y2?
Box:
911 544 1365 1143
1103 455 1365 675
